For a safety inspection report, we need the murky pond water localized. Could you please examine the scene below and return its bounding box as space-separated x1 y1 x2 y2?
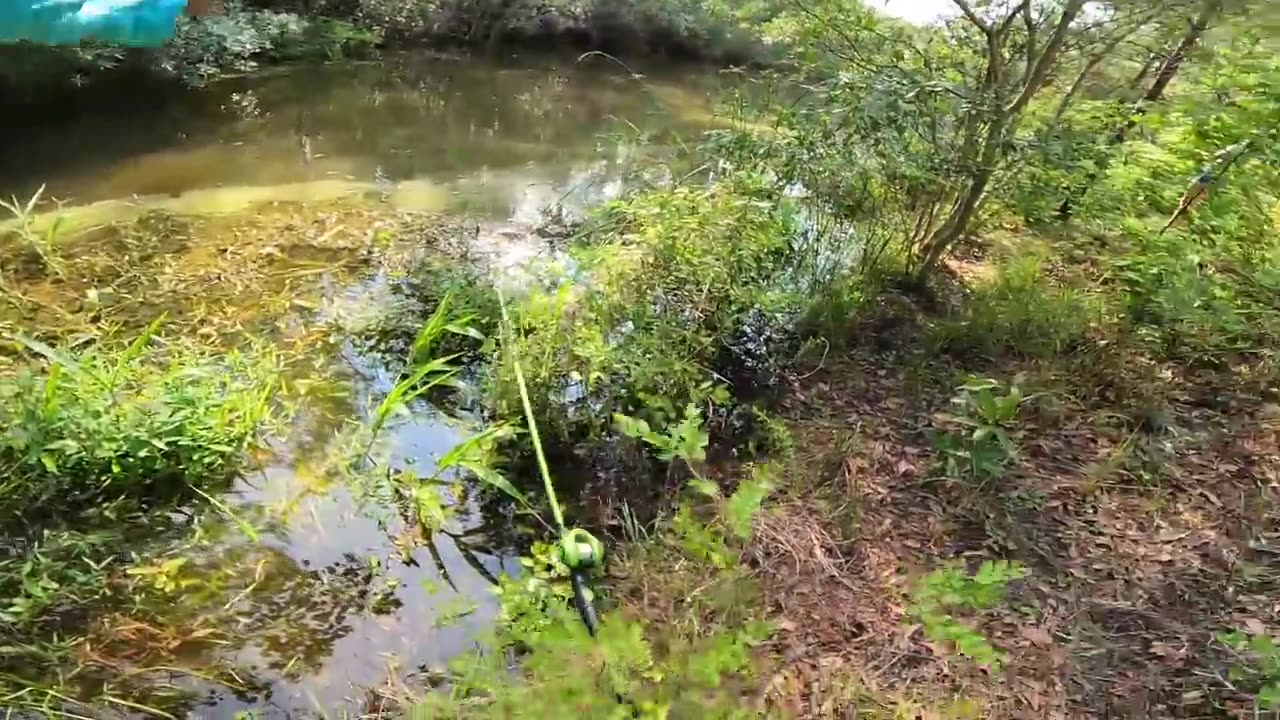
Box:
1 53 725 716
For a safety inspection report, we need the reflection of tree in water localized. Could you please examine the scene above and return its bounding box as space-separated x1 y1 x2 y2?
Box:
78 542 399 714
233 549 401 676
239 56 677 179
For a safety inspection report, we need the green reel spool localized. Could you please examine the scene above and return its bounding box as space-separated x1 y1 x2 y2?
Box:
559 528 604 570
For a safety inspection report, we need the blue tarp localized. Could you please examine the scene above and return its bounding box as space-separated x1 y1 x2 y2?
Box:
0 0 188 46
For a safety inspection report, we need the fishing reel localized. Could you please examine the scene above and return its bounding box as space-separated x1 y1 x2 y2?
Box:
559 527 604 571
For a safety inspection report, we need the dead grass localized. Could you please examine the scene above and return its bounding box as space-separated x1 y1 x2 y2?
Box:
736 321 1280 719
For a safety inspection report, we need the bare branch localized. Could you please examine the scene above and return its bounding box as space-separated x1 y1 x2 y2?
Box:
952 0 991 33
1020 1 1037 85
995 0 1030 36
1005 0 1087 117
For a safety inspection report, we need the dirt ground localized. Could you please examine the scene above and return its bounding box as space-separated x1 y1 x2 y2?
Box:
750 305 1280 719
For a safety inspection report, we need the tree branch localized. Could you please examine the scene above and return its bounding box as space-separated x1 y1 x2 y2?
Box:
995 0 1030 36
952 0 991 34
1020 2 1037 85
1005 0 1087 117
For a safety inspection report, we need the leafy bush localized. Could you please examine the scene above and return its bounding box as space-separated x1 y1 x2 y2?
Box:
492 177 800 442
908 560 1028 669
0 328 280 526
0 1 381 94
158 4 379 85
349 0 764 59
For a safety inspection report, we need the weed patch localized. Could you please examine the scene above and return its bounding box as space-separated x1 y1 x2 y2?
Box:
489 178 802 445
0 328 280 528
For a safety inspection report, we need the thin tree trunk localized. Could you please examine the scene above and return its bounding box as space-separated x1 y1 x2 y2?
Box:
1139 1 1218 104
917 118 1006 274
914 0 1086 280
1128 50 1161 94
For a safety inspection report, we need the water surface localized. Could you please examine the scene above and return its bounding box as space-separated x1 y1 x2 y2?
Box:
1 52 723 716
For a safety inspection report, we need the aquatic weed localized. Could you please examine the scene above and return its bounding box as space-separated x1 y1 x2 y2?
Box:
0 324 281 525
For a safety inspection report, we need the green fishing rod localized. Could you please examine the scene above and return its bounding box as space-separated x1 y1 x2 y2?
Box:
496 287 605 636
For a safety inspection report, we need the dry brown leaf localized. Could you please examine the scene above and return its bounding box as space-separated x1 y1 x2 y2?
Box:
1021 626 1054 648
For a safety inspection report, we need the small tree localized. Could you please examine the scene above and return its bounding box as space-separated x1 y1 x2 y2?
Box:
910 0 1088 279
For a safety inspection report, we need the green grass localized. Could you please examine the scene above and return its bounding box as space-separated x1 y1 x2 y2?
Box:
0 326 280 525
929 252 1110 360
0 326 283 714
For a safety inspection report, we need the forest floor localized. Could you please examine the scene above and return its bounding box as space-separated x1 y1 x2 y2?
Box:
741 296 1280 719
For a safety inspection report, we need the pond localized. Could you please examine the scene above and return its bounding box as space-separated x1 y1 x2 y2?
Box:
0 53 728 717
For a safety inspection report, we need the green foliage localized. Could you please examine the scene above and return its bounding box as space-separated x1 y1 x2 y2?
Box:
930 252 1110 360
0 1 380 94
419 455 774 717
617 404 709 465
368 292 475 443
723 464 773 541
0 528 125 632
1219 629 1280 711
0 327 279 524
350 0 766 60
0 330 281 711
159 3 379 85
1107 229 1280 364
908 560 1028 669
339 300 528 533
491 179 798 442
931 377 1030 486
619 403 774 545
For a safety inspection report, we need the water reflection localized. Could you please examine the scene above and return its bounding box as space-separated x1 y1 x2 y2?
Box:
1 52 722 716
0 53 719 213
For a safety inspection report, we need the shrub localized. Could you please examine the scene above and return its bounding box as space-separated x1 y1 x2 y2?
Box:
930 252 1110 360
492 177 801 441
0 328 280 528
157 4 379 85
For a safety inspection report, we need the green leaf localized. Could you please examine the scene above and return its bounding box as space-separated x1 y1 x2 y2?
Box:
688 476 721 498
446 322 486 342
1259 683 1280 710
724 466 774 540
410 291 455 362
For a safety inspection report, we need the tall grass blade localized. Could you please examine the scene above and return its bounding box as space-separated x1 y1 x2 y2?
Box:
434 424 528 505
108 316 166 392
369 358 460 442
187 484 260 542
